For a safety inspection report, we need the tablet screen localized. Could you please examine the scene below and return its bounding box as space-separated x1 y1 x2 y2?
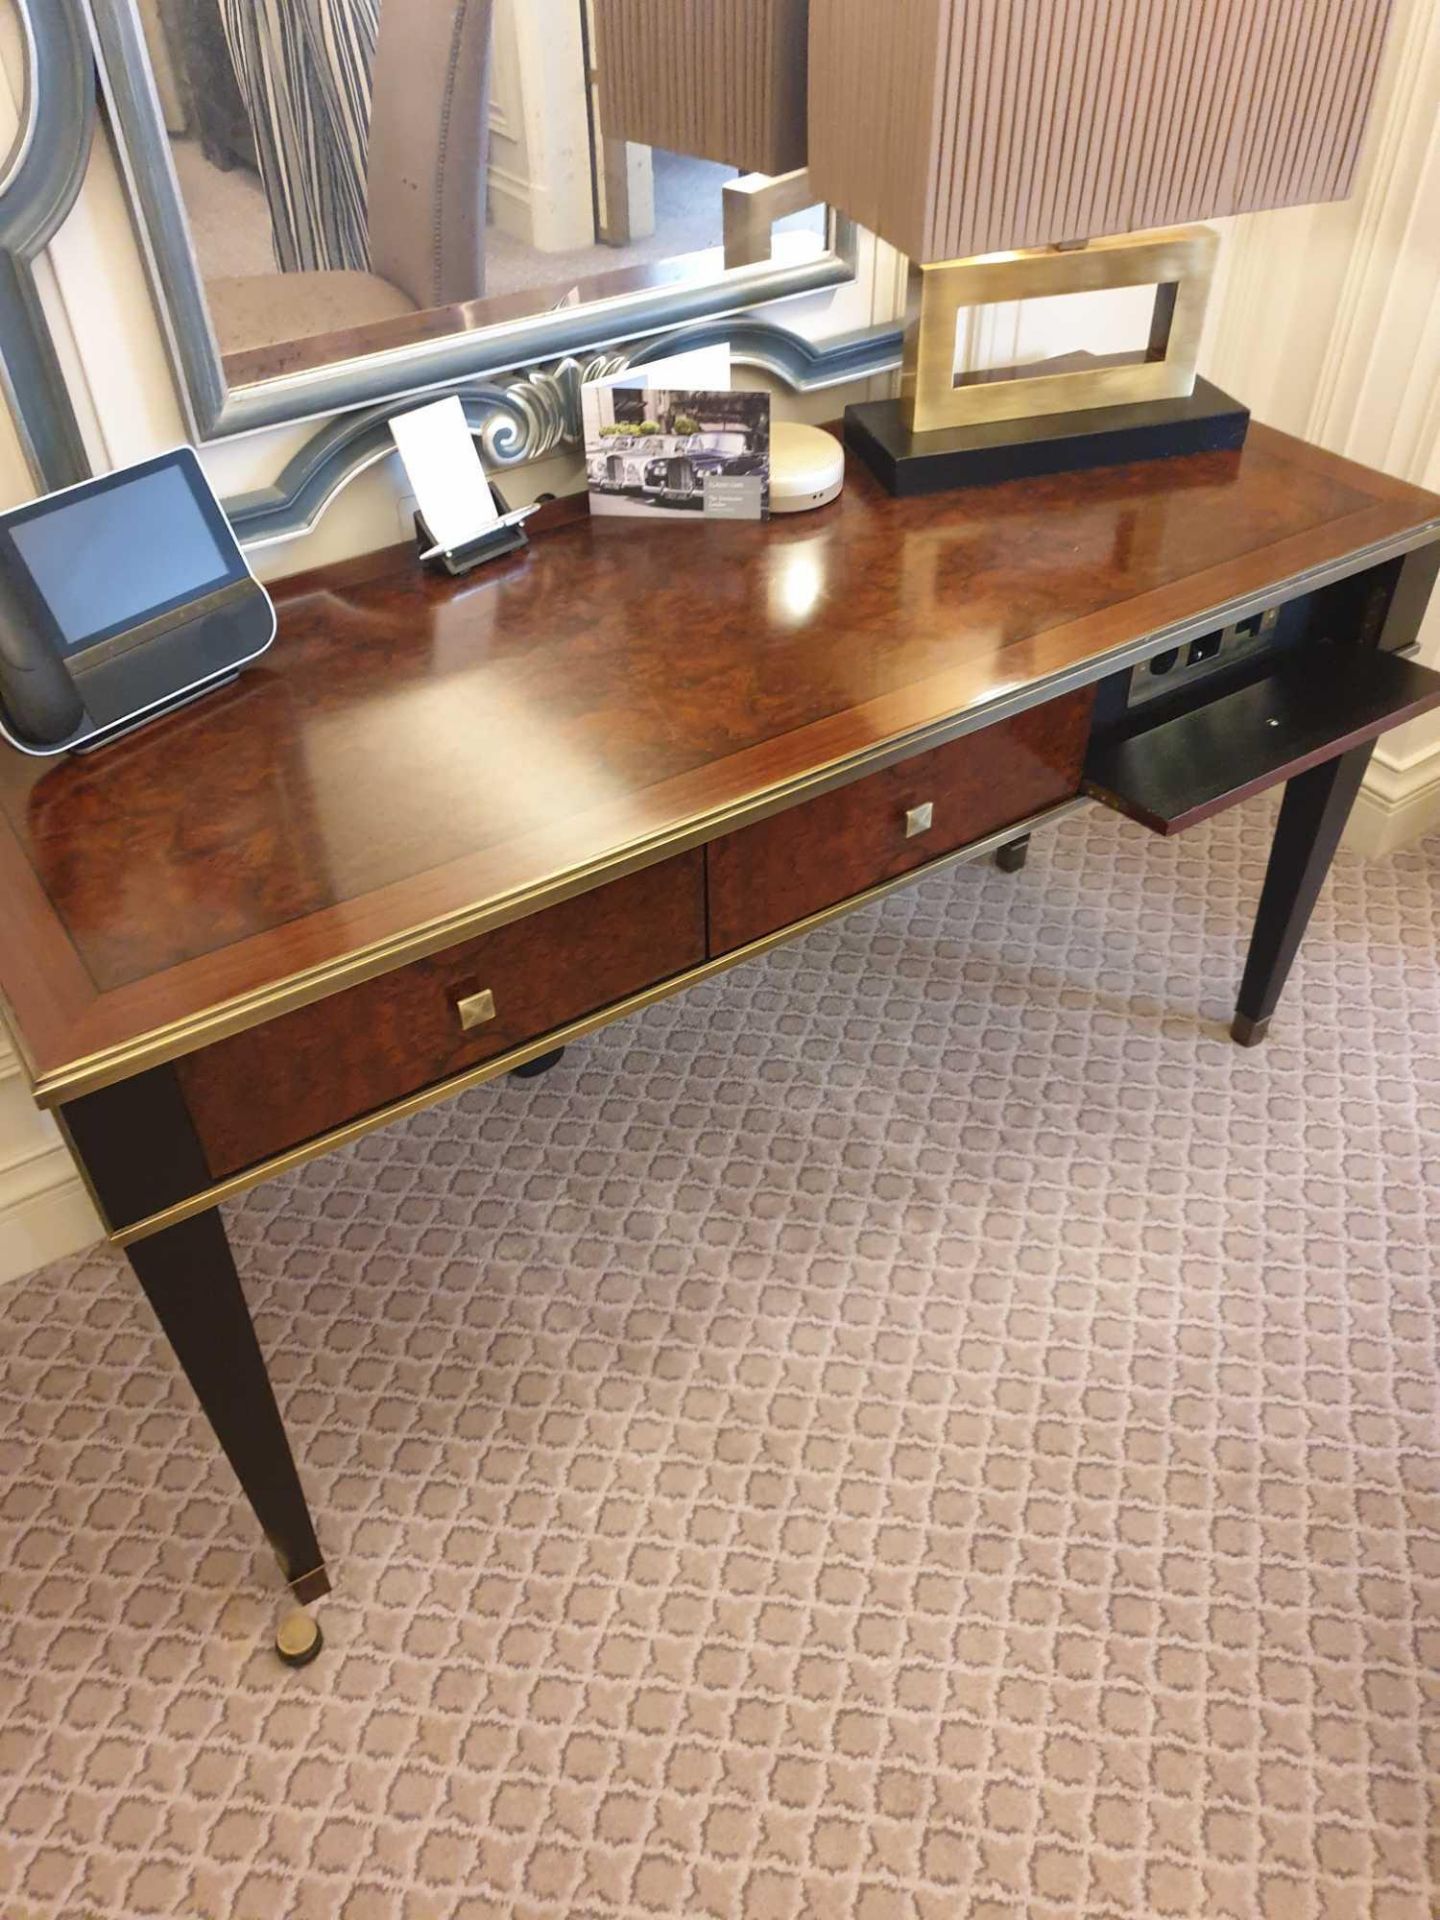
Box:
10 462 235 653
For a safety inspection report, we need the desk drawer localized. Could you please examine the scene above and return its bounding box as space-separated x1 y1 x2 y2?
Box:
176 852 706 1177
707 689 1093 953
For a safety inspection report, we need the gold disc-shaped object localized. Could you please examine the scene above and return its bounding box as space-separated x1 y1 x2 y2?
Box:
275 1610 324 1668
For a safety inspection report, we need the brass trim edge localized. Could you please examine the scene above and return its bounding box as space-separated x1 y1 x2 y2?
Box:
27 521 1440 1108
106 799 1086 1248
36 696 1100 1106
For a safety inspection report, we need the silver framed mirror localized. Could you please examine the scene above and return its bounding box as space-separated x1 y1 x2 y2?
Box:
0 2 97 489
81 0 862 444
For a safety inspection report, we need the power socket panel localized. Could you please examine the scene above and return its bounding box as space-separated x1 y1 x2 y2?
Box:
1126 606 1283 710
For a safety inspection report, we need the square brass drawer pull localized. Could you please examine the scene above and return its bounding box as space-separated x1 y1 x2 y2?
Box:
173 850 707 1180
457 988 497 1031
705 694 1092 955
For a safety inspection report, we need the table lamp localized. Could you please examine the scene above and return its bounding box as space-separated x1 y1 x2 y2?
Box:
807 0 1396 494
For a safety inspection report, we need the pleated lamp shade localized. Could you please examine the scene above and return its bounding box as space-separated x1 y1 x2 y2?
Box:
807 0 1396 263
594 0 810 178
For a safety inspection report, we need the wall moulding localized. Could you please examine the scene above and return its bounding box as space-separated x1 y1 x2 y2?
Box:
226 318 904 548
0 1 98 489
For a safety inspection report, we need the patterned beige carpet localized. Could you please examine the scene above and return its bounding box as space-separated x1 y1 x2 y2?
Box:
1 801 1437 1920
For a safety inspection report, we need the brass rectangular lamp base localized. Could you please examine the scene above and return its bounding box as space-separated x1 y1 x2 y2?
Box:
902 225 1221 435
850 223 1246 496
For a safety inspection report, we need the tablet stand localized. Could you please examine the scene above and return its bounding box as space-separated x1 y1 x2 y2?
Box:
414 484 530 577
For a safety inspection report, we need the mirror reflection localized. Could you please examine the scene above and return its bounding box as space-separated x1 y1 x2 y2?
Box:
138 0 826 388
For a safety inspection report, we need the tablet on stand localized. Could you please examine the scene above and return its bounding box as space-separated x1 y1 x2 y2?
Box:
391 398 538 577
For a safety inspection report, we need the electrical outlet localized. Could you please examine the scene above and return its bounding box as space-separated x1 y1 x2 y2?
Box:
1128 605 1282 709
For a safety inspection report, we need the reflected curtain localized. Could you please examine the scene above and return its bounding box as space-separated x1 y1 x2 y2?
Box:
217 0 380 275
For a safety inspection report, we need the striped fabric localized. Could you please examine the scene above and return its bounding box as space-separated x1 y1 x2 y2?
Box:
218 0 380 275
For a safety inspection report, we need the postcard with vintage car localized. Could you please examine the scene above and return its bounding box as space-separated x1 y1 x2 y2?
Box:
582 383 771 521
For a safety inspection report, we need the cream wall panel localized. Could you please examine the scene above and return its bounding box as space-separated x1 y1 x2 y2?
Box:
0 1037 103 1283
510 0 594 253
136 0 185 135
487 0 595 252
1204 0 1440 853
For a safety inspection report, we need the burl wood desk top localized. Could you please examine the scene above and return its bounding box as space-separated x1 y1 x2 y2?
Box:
1 426 1437 1102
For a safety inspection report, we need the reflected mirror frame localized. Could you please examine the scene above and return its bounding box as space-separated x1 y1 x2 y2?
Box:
81 0 859 445
0 1 98 490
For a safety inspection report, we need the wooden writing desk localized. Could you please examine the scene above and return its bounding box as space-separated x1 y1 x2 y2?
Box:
1 428 1438 1638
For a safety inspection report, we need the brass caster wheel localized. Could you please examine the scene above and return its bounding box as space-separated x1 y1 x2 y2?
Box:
276 1608 324 1668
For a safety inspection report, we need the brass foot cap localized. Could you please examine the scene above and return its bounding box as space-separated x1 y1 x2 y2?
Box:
1231 1013 1270 1048
276 1610 324 1668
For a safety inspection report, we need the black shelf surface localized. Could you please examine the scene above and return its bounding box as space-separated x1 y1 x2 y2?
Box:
1084 646 1440 836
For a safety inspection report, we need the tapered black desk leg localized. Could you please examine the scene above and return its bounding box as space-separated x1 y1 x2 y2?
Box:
995 834 1032 874
1232 742 1375 1047
126 1208 329 1610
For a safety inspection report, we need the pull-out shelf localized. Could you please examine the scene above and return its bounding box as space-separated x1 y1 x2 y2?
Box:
1084 645 1440 836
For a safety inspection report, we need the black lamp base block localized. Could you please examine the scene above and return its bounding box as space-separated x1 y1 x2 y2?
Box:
845 379 1250 497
